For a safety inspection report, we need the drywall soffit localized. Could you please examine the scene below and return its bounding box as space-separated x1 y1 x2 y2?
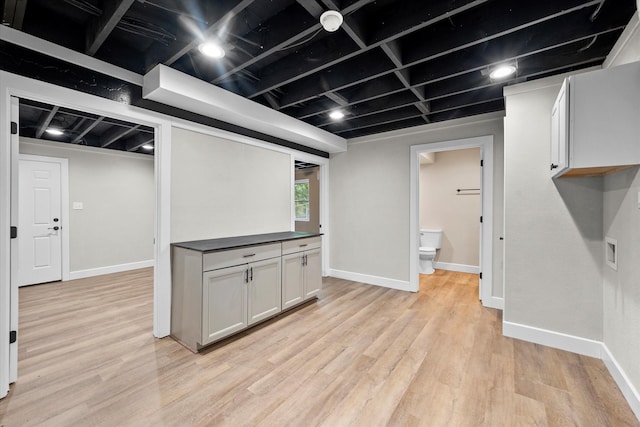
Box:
143 65 347 154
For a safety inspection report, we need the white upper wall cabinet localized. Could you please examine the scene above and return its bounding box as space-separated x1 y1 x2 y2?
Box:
550 61 640 178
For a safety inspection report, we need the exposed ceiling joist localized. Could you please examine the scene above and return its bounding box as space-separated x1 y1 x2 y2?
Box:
2 0 27 30
296 0 323 18
35 106 59 139
125 133 154 151
86 0 136 56
100 124 141 147
71 116 104 144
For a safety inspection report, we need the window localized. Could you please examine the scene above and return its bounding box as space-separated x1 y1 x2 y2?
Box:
294 179 310 221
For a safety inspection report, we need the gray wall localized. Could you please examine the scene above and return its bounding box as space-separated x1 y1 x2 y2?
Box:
330 114 504 297
171 127 291 243
602 18 640 400
20 138 154 272
503 81 604 339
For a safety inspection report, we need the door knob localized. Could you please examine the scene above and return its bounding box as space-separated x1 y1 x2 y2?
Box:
53 218 59 222
48 226 60 231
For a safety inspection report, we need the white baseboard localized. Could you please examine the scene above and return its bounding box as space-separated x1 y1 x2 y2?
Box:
502 321 603 358
433 262 480 274
601 344 640 421
328 269 413 292
69 260 154 280
483 296 504 310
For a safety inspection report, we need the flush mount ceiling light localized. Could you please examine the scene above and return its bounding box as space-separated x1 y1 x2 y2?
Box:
320 10 343 32
329 110 345 120
45 128 64 136
198 41 225 58
142 144 154 150
489 64 517 80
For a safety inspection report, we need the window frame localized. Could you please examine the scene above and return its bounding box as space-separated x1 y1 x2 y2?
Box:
294 179 310 222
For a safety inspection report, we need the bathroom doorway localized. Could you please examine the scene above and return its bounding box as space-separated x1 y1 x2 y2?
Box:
419 148 481 275
410 136 500 309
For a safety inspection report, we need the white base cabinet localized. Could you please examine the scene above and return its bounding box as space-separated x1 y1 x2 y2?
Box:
282 237 322 309
171 234 321 352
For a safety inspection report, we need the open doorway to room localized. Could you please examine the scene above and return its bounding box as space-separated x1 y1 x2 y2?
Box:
410 136 496 307
9 96 156 384
418 147 482 284
294 160 321 234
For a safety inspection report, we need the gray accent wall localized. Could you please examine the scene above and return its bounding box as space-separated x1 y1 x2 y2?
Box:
20 137 154 272
330 114 504 297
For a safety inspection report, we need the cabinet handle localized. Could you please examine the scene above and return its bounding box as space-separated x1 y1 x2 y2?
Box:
550 164 558 170
244 269 249 283
299 244 308 247
250 267 253 281
243 253 256 258
304 254 308 266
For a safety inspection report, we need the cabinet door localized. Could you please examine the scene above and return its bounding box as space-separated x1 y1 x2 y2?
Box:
282 252 304 309
303 248 322 300
550 79 569 177
248 257 282 325
202 264 248 345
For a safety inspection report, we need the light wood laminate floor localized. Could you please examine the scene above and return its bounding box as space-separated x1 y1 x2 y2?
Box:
0 268 637 426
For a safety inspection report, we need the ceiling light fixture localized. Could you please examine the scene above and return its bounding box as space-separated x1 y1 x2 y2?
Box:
142 144 154 150
489 64 517 80
198 41 225 58
45 128 64 136
329 110 345 120
320 10 343 32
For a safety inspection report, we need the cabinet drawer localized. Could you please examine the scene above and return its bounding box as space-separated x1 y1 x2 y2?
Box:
282 237 321 255
203 243 282 271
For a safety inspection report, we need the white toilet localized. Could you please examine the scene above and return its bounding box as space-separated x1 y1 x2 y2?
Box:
419 229 443 274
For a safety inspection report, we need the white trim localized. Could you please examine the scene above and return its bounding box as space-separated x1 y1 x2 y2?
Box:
502 67 600 97
18 154 71 282
601 344 640 421
483 296 504 310
348 111 504 145
410 136 494 306
69 260 155 281
604 12 640 69
328 269 413 292
502 321 603 358
433 262 480 274
0 26 143 86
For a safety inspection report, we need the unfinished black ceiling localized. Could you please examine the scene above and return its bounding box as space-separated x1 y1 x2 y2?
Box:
3 0 637 139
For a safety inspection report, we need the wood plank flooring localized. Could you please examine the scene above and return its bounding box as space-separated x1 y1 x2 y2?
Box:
0 268 637 426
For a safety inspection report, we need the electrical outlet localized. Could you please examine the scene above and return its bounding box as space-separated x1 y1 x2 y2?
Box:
73 202 84 210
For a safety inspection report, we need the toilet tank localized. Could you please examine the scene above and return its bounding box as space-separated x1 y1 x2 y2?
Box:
420 229 443 249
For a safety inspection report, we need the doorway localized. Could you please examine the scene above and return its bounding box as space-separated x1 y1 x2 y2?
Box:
0 69 172 397
410 136 498 308
294 160 321 234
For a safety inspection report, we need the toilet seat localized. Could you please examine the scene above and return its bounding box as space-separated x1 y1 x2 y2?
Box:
419 246 436 255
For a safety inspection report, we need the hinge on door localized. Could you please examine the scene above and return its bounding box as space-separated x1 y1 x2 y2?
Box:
11 122 18 135
480 159 484 167
10 226 17 239
479 272 483 280
480 216 483 223
9 331 16 344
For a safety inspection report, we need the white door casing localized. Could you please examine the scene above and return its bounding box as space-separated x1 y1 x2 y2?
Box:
18 159 63 286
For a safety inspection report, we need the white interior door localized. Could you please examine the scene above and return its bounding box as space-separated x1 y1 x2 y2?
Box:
18 159 63 286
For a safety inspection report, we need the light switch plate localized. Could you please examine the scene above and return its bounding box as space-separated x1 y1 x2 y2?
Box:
73 202 83 210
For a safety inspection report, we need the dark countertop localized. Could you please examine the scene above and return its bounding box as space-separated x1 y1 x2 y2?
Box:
172 231 322 253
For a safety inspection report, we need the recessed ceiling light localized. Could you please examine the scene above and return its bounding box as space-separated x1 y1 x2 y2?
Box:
45 128 64 136
198 42 225 58
329 110 345 120
142 144 154 150
320 10 343 32
489 64 517 80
